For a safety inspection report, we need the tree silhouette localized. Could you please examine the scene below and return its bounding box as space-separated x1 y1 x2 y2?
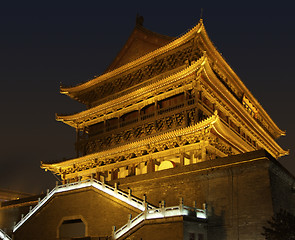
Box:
262 210 295 240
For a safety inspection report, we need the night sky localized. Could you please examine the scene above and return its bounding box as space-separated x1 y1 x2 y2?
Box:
1 1 294 194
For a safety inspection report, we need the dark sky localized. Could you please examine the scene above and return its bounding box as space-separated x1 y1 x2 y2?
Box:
1 1 294 194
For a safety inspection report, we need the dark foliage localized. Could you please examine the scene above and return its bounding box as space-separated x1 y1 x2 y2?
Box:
262 210 295 240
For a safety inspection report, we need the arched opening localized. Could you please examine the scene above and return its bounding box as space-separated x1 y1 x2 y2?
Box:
59 218 86 239
158 160 176 171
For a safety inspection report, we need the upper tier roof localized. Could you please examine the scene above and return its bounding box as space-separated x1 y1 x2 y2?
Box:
105 22 174 73
59 20 204 102
58 19 286 140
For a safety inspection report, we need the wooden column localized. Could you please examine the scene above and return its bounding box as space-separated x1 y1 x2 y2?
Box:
201 140 207 161
103 119 106 132
155 100 158 116
96 171 101 181
117 116 120 129
76 128 80 158
190 151 194 164
180 153 185 166
147 159 155 173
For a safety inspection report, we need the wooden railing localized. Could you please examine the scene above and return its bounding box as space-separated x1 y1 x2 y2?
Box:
80 98 196 140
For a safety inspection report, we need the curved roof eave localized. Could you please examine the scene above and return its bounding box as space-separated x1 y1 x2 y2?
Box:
59 19 285 138
201 60 288 158
196 24 286 138
43 113 218 169
60 20 204 95
212 114 287 159
56 55 206 127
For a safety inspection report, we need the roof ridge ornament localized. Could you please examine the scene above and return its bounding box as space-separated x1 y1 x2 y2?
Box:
200 8 204 22
136 14 144 26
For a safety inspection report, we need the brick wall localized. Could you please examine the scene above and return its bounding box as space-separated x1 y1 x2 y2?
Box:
112 150 286 240
14 188 140 240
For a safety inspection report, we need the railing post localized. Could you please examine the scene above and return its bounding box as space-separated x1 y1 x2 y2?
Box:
143 194 146 207
21 214 24 219
102 176 105 188
193 201 197 217
143 194 146 202
127 214 132 227
161 200 165 217
143 202 148 219
55 181 58 188
128 188 131 201
112 226 116 240
47 189 49 195
161 200 165 208
38 198 41 203
203 202 207 216
114 182 118 194
179 197 183 213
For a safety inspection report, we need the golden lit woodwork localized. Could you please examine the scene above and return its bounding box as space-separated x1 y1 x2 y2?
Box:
42 19 287 183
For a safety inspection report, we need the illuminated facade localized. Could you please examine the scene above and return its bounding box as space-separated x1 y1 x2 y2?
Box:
7 17 295 240
43 18 287 182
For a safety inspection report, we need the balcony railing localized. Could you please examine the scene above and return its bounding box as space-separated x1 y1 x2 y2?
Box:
119 118 138 128
140 112 154 121
158 103 184 115
83 98 196 138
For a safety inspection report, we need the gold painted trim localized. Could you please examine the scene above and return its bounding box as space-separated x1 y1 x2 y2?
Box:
61 20 204 94
57 56 205 128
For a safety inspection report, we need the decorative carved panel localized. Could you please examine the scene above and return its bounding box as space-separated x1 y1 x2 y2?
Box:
77 46 202 105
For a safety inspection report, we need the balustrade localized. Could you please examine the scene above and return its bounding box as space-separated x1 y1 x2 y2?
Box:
119 118 138 128
78 94 258 156
0 229 11 240
13 178 153 233
158 103 184 115
113 202 206 239
78 98 200 154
